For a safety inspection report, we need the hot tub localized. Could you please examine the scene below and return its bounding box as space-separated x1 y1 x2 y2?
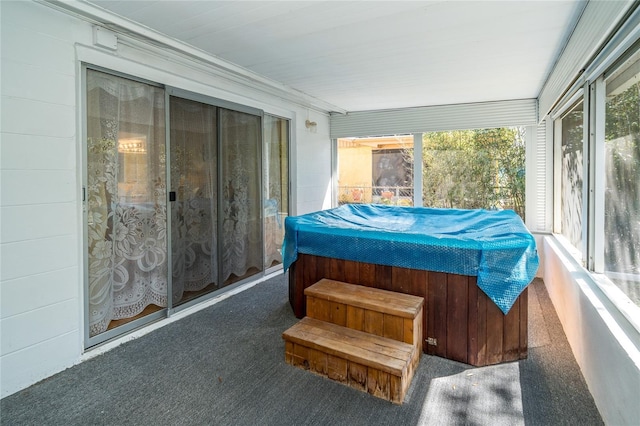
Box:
283 204 539 366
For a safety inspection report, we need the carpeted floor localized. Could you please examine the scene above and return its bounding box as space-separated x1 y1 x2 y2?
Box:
0 274 602 425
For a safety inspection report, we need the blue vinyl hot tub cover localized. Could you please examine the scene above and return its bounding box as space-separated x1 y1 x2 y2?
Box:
282 204 539 314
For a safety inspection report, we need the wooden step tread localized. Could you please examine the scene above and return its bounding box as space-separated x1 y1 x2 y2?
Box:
304 279 424 318
282 317 414 375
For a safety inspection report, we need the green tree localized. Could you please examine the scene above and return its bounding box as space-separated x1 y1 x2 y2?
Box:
421 127 525 219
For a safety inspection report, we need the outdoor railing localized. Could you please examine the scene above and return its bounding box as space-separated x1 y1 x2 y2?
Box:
338 185 413 206
338 185 525 217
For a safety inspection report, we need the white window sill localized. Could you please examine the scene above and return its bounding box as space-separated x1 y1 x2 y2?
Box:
549 233 640 339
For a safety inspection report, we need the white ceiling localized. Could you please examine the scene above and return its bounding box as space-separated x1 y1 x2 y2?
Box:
86 0 585 112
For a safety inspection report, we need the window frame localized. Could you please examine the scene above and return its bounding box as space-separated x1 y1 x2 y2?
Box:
552 94 587 265
551 39 640 334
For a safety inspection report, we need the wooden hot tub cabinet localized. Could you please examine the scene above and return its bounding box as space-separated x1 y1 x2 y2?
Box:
289 253 528 367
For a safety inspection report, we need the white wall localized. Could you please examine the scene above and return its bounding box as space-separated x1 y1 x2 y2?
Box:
543 236 640 425
293 112 333 215
0 1 332 397
1 0 84 399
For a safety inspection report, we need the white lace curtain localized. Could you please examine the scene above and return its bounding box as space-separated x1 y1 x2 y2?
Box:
86 70 167 337
169 97 218 305
220 109 262 283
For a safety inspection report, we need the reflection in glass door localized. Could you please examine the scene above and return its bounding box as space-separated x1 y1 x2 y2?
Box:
85 69 168 339
169 98 264 297
264 115 289 268
220 109 263 285
169 97 219 306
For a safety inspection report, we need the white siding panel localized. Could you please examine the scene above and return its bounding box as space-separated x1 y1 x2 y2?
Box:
330 99 537 138
0 18 76 76
1 235 78 282
1 267 79 319
0 1 84 398
1 169 76 206
1 203 77 243
1 134 75 171
1 97 75 138
1 331 80 398
538 1 634 119
1 59 76 106
0 0 83 41
0 299 79 354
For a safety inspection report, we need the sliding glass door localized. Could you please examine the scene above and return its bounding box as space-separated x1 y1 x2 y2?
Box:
169 97 264 302
169 97 218 306
85 69 168 337
85 68 287 345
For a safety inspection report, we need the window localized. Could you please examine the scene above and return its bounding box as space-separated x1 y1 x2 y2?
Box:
421 128 526 219
558 101 584 254
336 129 526 218
336 136 413 206
604 49 640 305
552 42 640 309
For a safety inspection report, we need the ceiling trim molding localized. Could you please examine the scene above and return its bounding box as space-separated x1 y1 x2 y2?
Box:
38 0 347 114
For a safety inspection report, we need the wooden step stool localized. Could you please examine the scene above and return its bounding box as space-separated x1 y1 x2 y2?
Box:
282 279 424 404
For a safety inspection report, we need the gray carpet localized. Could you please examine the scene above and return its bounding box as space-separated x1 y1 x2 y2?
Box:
0 275 602 425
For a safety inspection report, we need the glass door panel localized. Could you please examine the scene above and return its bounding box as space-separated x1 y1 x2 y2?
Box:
169 97 218 307
220 109 263 285
86 69 167 338
263 115 289 268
